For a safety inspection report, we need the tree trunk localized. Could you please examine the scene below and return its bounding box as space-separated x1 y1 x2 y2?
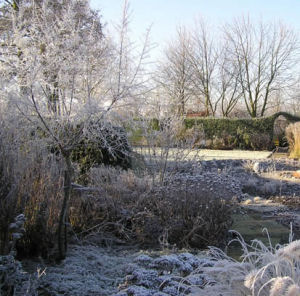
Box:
57 153 72 260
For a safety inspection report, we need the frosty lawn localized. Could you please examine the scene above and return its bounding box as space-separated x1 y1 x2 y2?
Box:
134 147 272 161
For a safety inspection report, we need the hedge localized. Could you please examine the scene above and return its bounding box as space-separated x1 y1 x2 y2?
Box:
183 112 300 150
126 112 300 150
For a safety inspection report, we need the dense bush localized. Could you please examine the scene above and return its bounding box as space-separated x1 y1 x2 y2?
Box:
36 120 132 183
71 124 132 183
133 187 233 249
4 154 64 259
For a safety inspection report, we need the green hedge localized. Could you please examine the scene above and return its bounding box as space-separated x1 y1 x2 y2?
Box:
127 112 300 150
184 112 300 150
184 116 275 150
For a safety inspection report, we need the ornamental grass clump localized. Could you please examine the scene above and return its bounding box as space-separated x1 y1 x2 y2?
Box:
285 122 300 159
189 228 300 296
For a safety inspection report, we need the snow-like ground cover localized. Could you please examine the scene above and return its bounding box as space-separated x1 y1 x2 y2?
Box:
194 149 272 160
32 236 300 296
35 245 211 296
35 245 137 295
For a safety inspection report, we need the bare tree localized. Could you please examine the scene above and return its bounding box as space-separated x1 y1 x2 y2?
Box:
157 26 194 115
224 16 299 117
217 45 243 117
188 18 219 116
284 78 300 115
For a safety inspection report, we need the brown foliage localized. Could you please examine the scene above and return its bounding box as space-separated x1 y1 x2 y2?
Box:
0 139 233 257
73 167 233 249
286 122 300 158
0 126 64 257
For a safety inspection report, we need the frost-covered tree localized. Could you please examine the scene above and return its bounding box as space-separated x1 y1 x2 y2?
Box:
0 0 150 259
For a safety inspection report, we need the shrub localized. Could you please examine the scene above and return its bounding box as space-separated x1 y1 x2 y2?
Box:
129 112 300 150
0 214 39 295
0 255 30 295
0 122 64 258
73 167 233 249
285 122 300 159
249 132 272 150
35 121 132 183
135 186 233 249
70 123 132 183
16 157 63 259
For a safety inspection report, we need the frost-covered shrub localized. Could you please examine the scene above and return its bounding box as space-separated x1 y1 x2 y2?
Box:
77 168 233 249
0 214 40 295
249 132 272 150
71 123 132 183
242 177 280 197
0 255 26 295
0 254 42 296
13 154 64 259
132 186 233 248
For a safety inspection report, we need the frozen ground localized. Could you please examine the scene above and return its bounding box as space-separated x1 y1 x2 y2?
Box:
18 155 300 295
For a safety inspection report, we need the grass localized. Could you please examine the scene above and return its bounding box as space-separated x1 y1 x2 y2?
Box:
190 229 300 296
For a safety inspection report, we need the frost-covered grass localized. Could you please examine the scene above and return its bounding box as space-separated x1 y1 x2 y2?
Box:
5 228 298 296
189 229 300 296
34 246 211 296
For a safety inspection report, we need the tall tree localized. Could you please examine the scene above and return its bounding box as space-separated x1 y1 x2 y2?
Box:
157 26 194 115
188 19 219 116
217 44 243 117
224 16 299 117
